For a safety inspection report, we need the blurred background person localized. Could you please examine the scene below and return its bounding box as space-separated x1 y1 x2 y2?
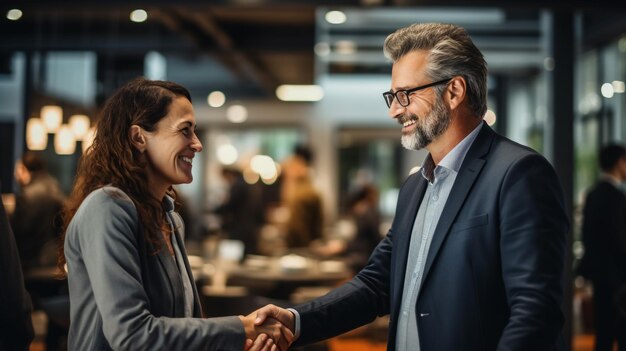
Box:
214 166 263 256
280 144 323 249
313 184 382 273
578 143 626 351
11 152 65 271
0 181 34 351
11 152 67 351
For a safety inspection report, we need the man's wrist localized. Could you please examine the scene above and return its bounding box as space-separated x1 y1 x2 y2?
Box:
286 308 301 340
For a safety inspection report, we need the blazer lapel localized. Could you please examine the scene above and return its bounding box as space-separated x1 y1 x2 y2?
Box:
154 236 185 317
391 174 427 319
171 229 203 317
420 124 494 288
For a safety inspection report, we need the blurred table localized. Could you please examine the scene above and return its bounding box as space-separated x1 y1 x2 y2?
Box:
230 254 351 300
233 254 349 281
192 254 351 301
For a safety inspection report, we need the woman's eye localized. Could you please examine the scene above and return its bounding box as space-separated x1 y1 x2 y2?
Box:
181 128 190 135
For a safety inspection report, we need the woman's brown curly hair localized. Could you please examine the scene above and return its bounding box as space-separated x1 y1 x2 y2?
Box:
58 77 191 275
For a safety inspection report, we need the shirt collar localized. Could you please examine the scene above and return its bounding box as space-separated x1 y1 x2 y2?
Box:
420 121 483 183
600 173 621 187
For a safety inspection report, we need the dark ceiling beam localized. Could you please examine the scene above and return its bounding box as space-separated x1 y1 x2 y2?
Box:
582 12 626 50
150 8 255 84
9 0 626 8
182 9 278 96
0 37 197 53
149 8 278 96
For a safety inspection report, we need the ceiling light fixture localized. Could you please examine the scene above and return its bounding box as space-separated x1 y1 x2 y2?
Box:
226 104 248 123
325 11 347 25
41 105 63 133
7 9 22 21
276 85 324 102
69 114 91 140
208 91 226 107
26 118 47 150
130 9 148 23
601 83 614 98
54 124 77 155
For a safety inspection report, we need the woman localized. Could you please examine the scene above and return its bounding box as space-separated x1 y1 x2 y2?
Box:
59 78 290 350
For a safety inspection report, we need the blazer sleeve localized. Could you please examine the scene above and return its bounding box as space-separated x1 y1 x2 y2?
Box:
292 211 393 347
70 191 244 350
497 153 568 350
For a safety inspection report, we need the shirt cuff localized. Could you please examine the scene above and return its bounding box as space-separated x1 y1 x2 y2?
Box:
286 308 301 341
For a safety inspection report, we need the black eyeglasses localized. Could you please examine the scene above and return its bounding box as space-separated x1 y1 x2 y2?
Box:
382 78 452 108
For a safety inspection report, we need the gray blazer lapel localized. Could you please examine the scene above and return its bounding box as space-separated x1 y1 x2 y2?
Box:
171 229 203 317
421 124 494 287
154 238 186 317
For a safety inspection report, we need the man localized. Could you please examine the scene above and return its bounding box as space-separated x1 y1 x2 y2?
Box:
0 181 34 351
254 23 569 351
12 152 65 270
280 144 323 248
215 166 261 255
579 144 626 351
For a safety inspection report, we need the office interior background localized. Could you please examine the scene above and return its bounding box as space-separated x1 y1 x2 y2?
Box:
1 1 626 350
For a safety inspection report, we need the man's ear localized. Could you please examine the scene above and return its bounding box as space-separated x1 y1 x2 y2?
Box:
129 125 147 152
445 76 467 111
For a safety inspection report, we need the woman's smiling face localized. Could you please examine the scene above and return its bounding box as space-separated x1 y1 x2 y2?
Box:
143 96 203 197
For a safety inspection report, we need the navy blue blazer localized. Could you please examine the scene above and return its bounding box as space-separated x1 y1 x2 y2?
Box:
293 124 569 351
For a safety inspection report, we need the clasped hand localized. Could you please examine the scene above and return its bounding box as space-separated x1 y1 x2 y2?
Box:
239 304 296 351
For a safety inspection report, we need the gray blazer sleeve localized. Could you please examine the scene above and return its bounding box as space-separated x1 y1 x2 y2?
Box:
66 188 245 350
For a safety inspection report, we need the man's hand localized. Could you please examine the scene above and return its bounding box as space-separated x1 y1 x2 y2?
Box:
253 304 295 334
239 305 294 351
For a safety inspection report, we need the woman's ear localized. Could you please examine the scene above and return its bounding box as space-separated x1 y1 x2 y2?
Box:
445 76 467 111
129 125 147 152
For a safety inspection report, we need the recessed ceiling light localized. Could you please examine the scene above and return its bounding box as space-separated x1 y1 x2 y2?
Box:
227 105 248 123
325 11 346 25
601 83 614 98
207 91 226 107
7 9 22 21
130 9 148 23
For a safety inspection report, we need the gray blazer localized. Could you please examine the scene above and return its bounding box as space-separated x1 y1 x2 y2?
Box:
64 186 244 350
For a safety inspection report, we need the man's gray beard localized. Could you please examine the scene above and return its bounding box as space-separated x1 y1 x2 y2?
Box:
401 97 451 150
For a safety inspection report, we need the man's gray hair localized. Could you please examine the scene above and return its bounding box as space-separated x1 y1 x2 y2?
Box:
383 23 488 118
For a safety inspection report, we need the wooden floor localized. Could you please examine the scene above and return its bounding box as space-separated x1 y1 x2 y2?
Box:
29 333 613 351
328 334 613 351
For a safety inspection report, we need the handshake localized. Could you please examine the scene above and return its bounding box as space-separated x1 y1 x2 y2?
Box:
238 304 296 351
